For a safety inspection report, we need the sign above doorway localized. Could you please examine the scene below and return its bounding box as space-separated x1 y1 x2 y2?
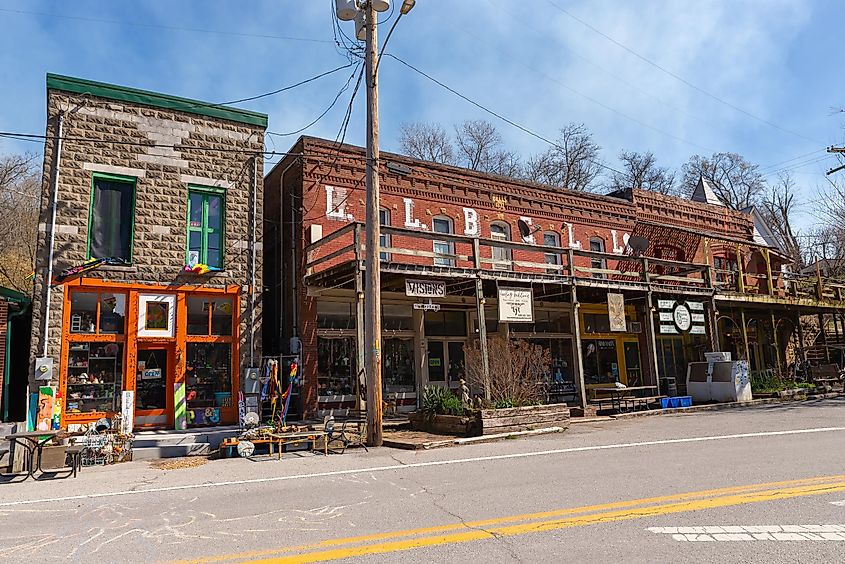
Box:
405 279 446 298
498 287 534 323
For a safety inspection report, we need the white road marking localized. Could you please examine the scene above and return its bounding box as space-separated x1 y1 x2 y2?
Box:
831 500 845 506
649 525 845 542
1 426 843 508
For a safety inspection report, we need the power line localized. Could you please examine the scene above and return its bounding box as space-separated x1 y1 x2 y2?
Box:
382 53 626 177
544 0 822 145
0 7 333 45
758 149 828 174
267 62 362 138
182 62 357 111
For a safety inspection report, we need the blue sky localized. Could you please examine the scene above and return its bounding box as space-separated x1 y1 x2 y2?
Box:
1 0 843 223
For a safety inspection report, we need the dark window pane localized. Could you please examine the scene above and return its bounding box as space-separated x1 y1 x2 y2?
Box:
206 232 222 268
187 296 209 335
211 298 233 336
98 293 126 335
433 218 451 234
424 311 466 336
185 343 231 426
90 178 133 261
383 338 414 391
427 341 445 381
136 348 168 410
207 194 223 231
69 292 97 334
189 193 203 227
317 337 356 396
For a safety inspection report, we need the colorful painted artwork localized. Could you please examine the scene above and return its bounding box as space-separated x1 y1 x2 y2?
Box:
145 302 169 330
37 386 55 432
174 382 187 430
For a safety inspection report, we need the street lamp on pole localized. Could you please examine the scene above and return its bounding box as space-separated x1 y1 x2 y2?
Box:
335 0 415 447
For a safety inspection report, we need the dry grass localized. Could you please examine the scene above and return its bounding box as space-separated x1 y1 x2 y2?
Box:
150 457 208 470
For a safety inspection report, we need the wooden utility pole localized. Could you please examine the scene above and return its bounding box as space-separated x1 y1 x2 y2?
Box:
364 1 383 447
828 147 845 176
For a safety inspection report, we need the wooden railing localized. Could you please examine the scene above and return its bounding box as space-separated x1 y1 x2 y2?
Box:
305 223 711 291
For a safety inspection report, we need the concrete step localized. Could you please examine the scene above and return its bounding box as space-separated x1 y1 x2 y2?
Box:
133 427 238 449
132 443 211 460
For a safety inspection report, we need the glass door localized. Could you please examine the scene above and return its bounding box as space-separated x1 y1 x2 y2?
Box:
427 341 446 385
623 341 642 387
135 345 173 427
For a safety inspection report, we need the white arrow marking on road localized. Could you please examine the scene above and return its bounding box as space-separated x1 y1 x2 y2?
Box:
649 525 845 541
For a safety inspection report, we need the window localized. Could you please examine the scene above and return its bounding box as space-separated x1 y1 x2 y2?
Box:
66 342 124 414
88 174 135 262
383 338 414 392
543 232 561 273
379 208 391 261
490 222 511 271
187 296 234 336
424 311 467 337
187 186 225 269
185 342 232 426
432 217 454 266
69 290 127 335
590 237 606 278
582 339 619 385
715 255 739 287
317 337 357 396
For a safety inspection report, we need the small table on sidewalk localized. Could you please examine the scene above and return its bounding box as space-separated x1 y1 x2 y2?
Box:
592 386 658 413
3 431 60 480
266 431 328 460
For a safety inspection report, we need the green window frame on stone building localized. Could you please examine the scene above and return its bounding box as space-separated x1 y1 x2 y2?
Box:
186 185 226 269
87 173 136 263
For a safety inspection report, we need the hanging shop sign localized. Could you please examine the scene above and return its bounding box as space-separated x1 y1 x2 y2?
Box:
412 301 441 312
498 287 534 322
607 293 626 332
658 299 706 335
405 279 446 298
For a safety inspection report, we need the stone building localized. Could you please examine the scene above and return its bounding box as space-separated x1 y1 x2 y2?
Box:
30 74 266 430
264 136 845 418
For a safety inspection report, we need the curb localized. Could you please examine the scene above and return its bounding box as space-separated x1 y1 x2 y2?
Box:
609 392 845 420
383 426 565 451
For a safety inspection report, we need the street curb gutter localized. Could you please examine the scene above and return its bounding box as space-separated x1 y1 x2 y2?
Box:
610 392 845 420
383 427 565 451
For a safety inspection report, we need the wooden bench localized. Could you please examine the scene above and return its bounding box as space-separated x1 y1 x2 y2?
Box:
810 364 843 390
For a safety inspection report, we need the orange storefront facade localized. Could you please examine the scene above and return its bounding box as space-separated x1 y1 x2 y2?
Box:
60 279 240 429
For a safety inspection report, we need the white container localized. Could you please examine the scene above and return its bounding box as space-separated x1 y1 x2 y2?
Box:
372 0 391 12
335 0 358 21
355 11 367 41
686 360 752 403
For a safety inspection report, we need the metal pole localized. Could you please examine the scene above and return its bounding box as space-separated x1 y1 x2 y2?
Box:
364 1 383 446
42 111 64 358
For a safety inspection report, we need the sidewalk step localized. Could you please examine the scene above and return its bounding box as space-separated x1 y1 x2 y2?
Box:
132 443 211 460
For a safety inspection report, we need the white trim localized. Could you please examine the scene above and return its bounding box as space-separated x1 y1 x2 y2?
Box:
180 174 233 189
83 163 147 178
137 294 176 338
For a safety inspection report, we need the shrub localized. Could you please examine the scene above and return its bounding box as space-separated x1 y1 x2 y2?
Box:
421 386 465 416
464 337 550 407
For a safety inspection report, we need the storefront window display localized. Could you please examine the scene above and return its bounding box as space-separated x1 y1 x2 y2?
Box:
70 290 127 334
582 339 618 385
185 343 232 426
187 296 234 336
383 338 414 392
317 337 357 396
66 342 123 414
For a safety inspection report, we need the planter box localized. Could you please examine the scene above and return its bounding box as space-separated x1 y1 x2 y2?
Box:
408 412 474 436
477 403 570 436
410 404 571 437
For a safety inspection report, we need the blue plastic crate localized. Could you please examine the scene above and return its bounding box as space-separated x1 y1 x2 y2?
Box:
669 397 681 408
660 397 671 409
678 396 692 408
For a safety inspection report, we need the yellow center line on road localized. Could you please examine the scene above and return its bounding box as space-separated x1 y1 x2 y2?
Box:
182 475 845 564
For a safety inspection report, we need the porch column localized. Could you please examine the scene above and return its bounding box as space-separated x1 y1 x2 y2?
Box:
474 277 491 401
703 267 719 352
739 308 751 364
643 291 662 395
412 307 425 408
569 285 587 409
354 225 365 411
796 315 806 365
770 310 782 373
818 313 831 364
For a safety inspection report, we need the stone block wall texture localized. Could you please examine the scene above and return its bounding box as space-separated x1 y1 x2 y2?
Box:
31 89 265 388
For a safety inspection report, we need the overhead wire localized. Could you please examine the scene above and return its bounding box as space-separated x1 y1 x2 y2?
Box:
544 0 823 145
382 53 626 178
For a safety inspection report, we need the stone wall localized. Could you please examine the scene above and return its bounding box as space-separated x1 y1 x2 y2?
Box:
31 88 265 389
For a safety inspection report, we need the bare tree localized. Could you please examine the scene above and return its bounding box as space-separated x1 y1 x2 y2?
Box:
398 122 455 165
759 173 803 270
454 120 521 177
681 152 766 210
608 150 676 194
463 336 550 407
523 123 602 191
0 153 40 292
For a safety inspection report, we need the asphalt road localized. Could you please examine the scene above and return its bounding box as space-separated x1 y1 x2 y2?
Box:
1 398 844 563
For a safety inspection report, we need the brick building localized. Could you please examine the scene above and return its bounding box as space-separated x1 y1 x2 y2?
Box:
264 137 845 418
30 74 266 430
